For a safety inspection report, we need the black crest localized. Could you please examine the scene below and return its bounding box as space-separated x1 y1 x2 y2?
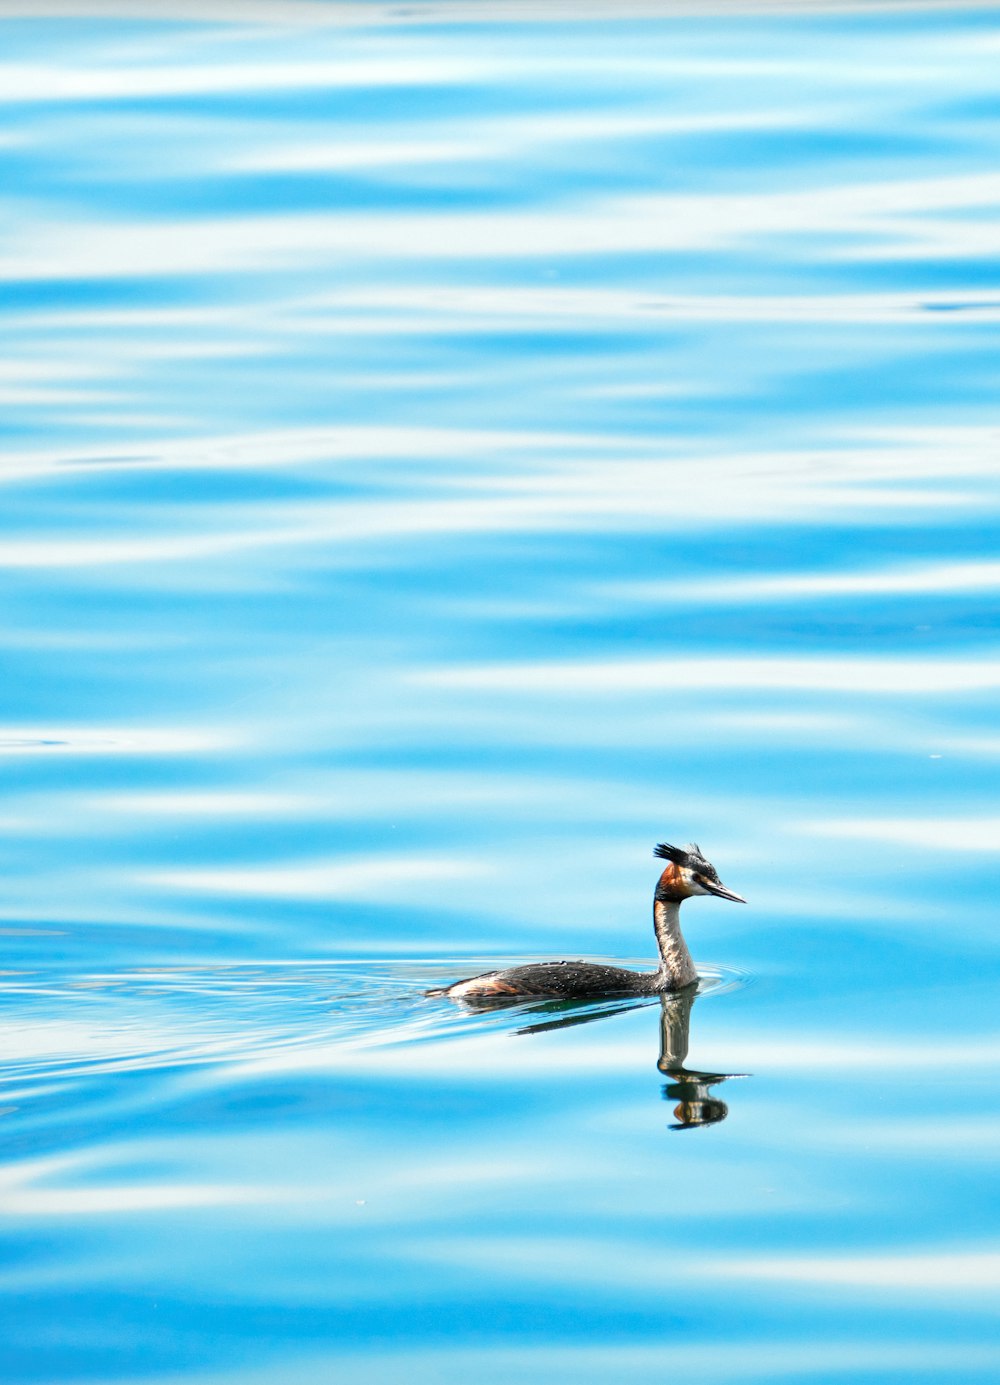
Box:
654 841 720 882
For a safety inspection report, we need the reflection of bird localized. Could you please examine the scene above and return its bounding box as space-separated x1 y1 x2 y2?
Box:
656 988 743 1131
427 842 745 1001
441 981 746 1132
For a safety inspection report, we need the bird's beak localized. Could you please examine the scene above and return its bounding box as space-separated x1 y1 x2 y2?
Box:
704 879 746 903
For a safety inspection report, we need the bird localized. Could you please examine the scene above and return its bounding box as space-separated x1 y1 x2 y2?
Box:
426 841 745 1001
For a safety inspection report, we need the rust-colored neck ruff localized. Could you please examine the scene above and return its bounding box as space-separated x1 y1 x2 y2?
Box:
653 897 698 989
654 860 690 903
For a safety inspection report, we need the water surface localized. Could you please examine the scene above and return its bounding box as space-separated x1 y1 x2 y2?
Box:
2 3 1000 1381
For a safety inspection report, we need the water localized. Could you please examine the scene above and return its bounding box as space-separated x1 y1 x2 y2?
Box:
3 2 1000 1380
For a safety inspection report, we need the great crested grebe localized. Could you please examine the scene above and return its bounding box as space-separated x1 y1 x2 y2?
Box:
427 841 745 1001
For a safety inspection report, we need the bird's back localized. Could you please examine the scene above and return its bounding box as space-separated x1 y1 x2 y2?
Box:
429 960 661 1001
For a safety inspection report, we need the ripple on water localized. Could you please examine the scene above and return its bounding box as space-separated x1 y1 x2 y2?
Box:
0 959 750 1087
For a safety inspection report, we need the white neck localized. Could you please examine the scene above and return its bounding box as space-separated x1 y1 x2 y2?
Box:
653 898 699 989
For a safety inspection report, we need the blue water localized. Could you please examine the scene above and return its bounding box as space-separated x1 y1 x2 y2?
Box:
3 3 1000 1381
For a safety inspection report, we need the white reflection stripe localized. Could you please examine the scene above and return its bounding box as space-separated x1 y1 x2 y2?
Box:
419 656 1000 695
98 1340 1000 1385
0 57 491 104
0 726 233 755
232 139 487 172
411 1233 1000 1296
0 360 112 381
88 791 312 817
4 423 998 481
0 1183 280 1216
258 1031 1000 1080
0 493 975 567
805 817 1000 851
0 0 366 17
0 0 994 20
4 172 1000 279
610 560 1000 604
718 1250 1000 1290
147 855 483 899
12 291 1000 337
0 387 117 405
0 424 616 479
323 284 1000 326
233 109 803 173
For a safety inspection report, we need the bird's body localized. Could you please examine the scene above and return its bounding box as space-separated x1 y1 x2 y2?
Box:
440 959 664 1001
428 842 745 1002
